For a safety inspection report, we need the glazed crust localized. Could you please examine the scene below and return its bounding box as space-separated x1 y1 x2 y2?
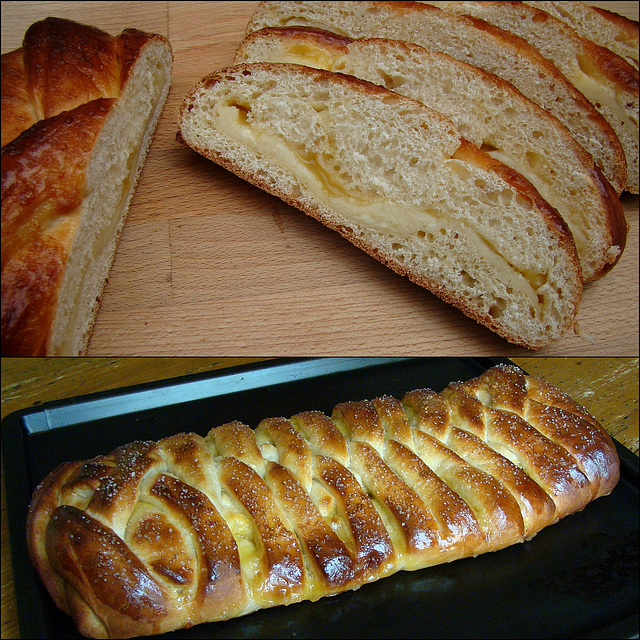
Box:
1 18 171 355
27 365 620 638
1 18 159 147
1 99 114 355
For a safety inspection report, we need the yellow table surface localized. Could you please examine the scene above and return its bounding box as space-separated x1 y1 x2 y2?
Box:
1 356 638 638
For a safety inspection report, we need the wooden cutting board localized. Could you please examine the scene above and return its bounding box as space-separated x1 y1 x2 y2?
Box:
2 1 638 356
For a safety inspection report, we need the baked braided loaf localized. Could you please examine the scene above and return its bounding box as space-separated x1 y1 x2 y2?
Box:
27 364 620 638
1 18 173 355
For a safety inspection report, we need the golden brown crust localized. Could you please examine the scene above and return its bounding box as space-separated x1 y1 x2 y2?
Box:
247 24 353 58
1 99 114 356
591 4 640 37
1 18 172 356
1 18 160 147
582 28 639 92
27 365 620 638
47 505 171 638
589 168 629 279
0 49 36 148
468 1 638 92
21 18 121 121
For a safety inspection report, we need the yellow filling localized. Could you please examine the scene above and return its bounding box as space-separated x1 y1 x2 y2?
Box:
213 102 547 313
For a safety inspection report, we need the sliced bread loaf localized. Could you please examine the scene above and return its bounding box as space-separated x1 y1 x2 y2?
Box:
235 26 627 282
1 18 173 355
422 1 639 194
525 1 639 70
178 62 582 349
246 1 627 195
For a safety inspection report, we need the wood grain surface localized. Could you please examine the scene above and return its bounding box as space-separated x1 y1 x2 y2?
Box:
1 356 638 639
1 1 638 356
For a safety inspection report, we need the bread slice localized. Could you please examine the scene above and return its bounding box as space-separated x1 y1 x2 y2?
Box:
178 62 582 349
235 26 627 283
422 1 639 194
1 18 173 355
246 1 627 195
525 1 639 70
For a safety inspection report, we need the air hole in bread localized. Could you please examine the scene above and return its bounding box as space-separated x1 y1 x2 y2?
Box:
381 94 402 105
312 77 333 91
489 299 507 318
378 71 394 90
531 12 548 23
499 190 513 206
461 271 477 288
449 162 472 180
515 194 533 211
527 145 545 166
485 190 500 204
379 71 406 91
480 141 498 153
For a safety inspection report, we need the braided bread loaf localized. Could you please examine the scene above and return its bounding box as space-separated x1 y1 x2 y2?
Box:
27 364 620 638
1 18 172 355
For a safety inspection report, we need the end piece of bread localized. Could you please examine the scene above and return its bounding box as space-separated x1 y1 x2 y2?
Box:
1 18 173 355
178 62 583 350
422 1 639 194
246 1 627 195
235 26 628 283
525 1 639 70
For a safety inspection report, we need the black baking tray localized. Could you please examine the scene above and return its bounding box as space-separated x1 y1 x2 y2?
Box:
2 357 638 639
